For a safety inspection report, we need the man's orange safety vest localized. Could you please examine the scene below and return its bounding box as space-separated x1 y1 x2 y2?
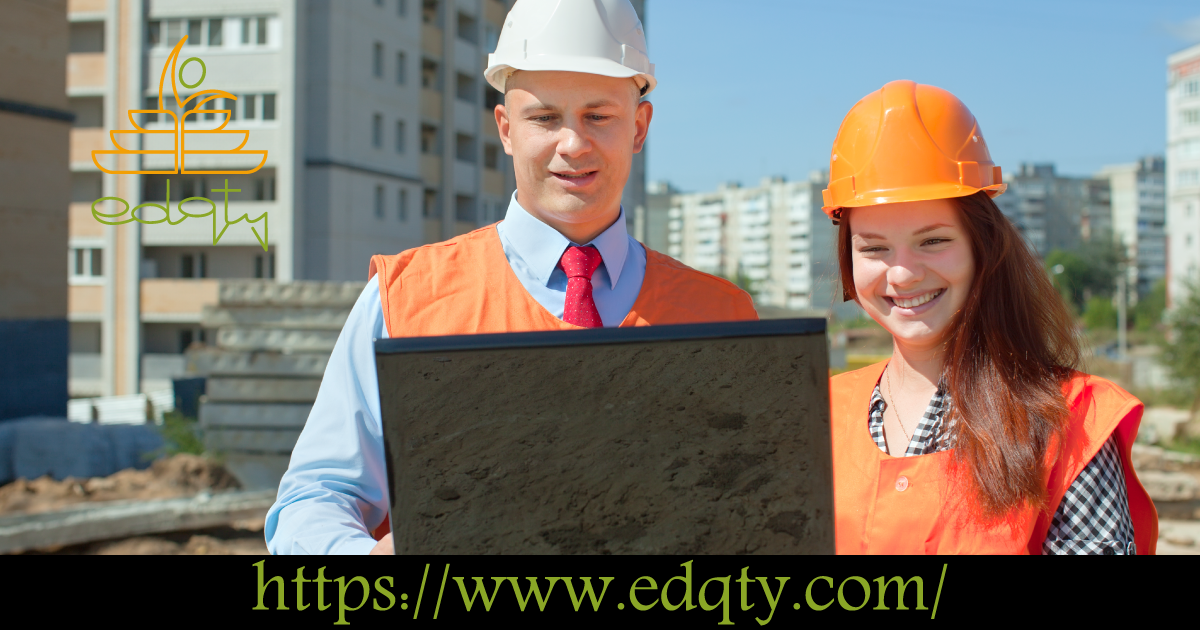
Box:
365 224 758 541
831 361 1158 554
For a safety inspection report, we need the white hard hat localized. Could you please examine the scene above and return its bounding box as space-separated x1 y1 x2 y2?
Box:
485 0 656 97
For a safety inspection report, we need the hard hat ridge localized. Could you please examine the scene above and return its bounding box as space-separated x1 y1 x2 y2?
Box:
821 80 1005 219
486 0 656 96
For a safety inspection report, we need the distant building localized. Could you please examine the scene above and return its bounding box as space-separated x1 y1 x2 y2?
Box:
1167 42 1200 308
1096 157 1167 300
0 0 70 420
996 163 1111 256
65 0 522 396
666 172 836 312
641 179 677 254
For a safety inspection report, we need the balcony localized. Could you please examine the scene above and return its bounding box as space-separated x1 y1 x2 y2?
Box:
422 89 443 120
67 52 105 91
422 154 442 185
68 0 107 13
69 284 104 320
69 202 106 238
70 128 106 165
141 278 220 322
483 169 505 196
422 23 443 58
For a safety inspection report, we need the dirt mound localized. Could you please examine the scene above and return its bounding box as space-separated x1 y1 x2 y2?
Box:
0 454 241 516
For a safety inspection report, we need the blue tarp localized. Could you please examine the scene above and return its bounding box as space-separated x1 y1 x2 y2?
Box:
0 417 164 485
0 319 68 421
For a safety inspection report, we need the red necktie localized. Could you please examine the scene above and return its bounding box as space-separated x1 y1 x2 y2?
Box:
559 245 604 328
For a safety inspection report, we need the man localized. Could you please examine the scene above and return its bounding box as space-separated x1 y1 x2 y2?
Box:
266 0 757 555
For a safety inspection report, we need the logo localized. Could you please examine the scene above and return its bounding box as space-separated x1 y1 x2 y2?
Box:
90 36 270 250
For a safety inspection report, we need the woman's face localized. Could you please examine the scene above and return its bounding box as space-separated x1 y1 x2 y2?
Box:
849 198 975 352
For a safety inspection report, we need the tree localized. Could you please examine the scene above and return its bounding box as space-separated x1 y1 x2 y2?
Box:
1045 239 1123 313
1135 278 1167 332
1161 274 1200 429
1083 295 1116 330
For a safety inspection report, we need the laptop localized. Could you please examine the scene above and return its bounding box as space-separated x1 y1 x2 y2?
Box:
375 319 833 554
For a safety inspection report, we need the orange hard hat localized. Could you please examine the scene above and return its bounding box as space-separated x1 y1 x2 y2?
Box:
821 80 1006 221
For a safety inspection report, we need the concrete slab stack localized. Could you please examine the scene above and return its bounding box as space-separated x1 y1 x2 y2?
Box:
190 280 364 490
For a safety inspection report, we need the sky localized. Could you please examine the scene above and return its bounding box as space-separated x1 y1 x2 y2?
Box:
641 0 1200 193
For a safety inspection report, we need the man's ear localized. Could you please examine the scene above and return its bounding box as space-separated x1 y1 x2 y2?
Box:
495 102 514 156
632 100 653 154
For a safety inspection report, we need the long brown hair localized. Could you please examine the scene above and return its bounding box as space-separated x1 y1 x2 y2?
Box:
837 191 1080 519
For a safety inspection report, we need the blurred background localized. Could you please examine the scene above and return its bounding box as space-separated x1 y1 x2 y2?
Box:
1 0 1198 554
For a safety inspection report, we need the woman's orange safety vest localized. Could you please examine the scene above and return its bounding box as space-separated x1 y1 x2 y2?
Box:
831 361 1158 554
365 224 758 540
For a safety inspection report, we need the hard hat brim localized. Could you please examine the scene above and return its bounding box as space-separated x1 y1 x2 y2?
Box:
485 57 657 96
821 182 1007 218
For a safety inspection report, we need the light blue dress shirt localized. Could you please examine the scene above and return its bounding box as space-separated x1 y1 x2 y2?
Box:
265 194 647 554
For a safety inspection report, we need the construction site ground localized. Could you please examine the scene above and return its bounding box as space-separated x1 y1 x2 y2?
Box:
2 432 1198 555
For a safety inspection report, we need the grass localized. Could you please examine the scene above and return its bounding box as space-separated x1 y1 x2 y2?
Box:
156 410 206 456
1161 436 1200 458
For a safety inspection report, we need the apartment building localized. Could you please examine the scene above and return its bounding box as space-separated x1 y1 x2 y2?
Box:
1 1 71 420
65 0 538 397
994 163 1112 255
1096 156 1167 301
666 173 835 312
1167 42 1200 308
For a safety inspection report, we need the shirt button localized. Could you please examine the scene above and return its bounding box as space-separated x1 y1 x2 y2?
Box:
895 476 909 492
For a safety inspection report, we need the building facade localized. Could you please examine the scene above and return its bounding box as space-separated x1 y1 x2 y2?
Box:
1096 157 1167 300
65 0 531 397
1167 42 1200 308
993 162 1111 256
1 0 71 420
666 173 834 312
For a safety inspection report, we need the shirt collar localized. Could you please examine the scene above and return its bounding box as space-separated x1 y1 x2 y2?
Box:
500 192 630 289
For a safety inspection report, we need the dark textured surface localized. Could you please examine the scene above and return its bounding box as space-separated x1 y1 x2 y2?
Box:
378 332 832 555
0 319 67 421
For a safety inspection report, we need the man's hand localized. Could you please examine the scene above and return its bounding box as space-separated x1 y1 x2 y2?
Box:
369 532 394 555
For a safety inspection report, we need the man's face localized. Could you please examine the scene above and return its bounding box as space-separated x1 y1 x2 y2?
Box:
496 71 652 238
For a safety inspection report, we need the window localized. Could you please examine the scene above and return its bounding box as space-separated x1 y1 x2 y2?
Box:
395 120 406 153
375 185 385 219
396 51 407 84
421 124 439 154
147 21 161 47
456 73 476 103
209 19 223 46
484 143 499 170
398 0 408 17
455 194 476 222
187 19 202 45
373 42 384 78
262 93 276 120
225 97 237 121
1180 169 1200 187
399 188 408 221
424 188 439 218
422 58 440 90
455 133 476 163
254 252 276 279
1183 138 1200 159
257 17 268 44
70 21 105 53
201 97 216 121
484 85 502 110
375 0 384 6
242 18 251 44
457 12 478 45
423 0 439 25
69 96 103 128
181 253 206 278
244 94 257 119
254 177 275 201
1184 109 1200 126
485 24 499 53
1184 79 1200 98
167 19 183 46
372 113 383 148
70 248 104 278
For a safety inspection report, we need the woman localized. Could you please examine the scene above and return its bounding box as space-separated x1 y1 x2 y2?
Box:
824 80 1157 554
